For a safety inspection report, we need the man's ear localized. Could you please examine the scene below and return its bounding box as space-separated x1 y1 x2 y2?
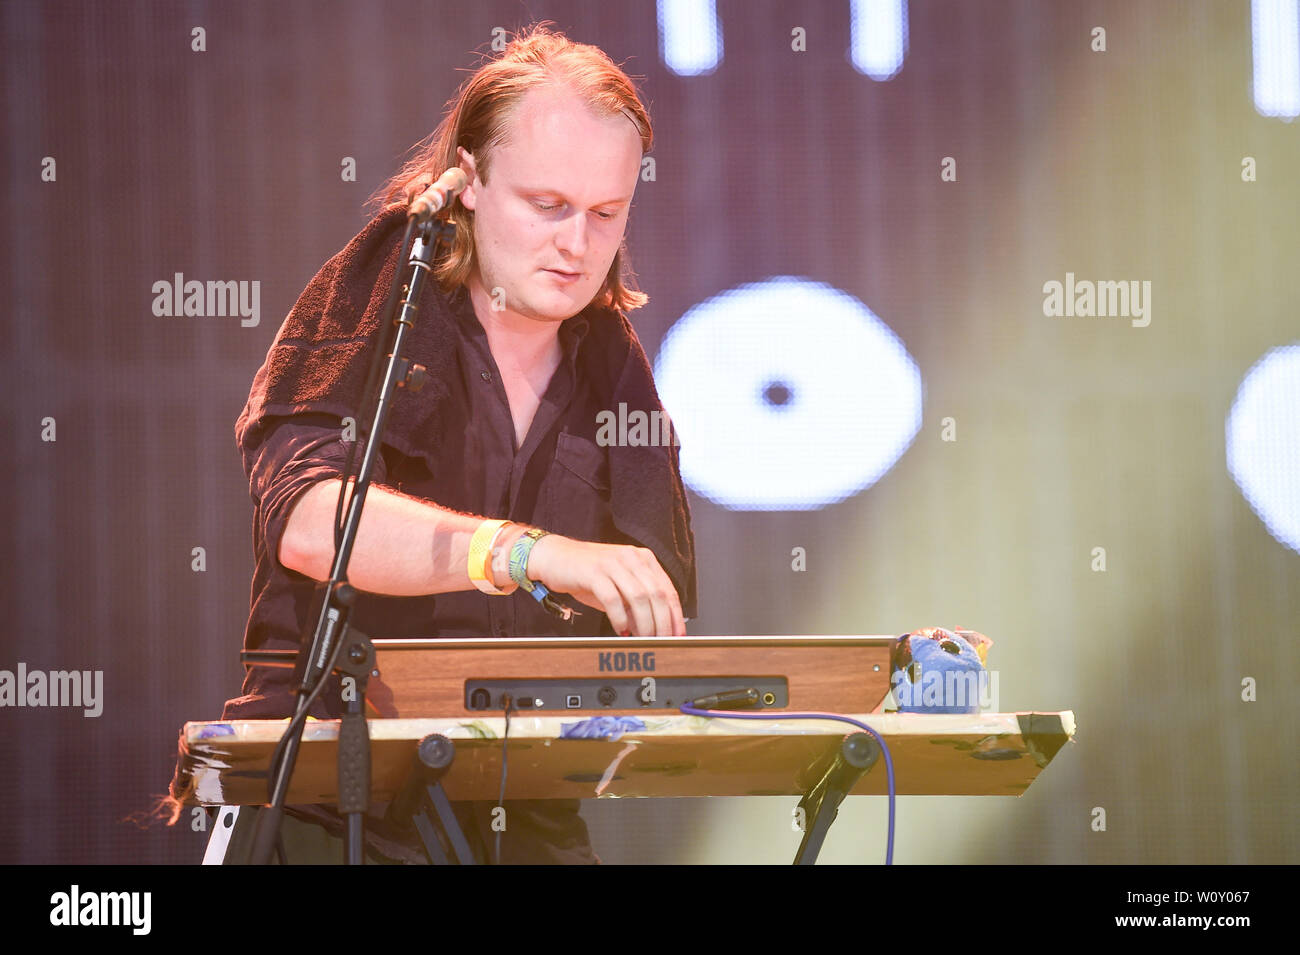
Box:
457 146 478 210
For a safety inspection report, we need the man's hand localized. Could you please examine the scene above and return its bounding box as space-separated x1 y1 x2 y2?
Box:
524 535 686 637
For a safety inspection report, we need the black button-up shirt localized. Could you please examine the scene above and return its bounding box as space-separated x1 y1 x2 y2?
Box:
222 285 632 864
224 286 627 722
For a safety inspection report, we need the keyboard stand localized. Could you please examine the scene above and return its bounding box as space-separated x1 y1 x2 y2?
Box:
385 734 477 864
793 732 881 865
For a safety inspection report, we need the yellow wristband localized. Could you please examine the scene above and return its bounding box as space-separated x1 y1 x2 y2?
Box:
468 519 511 595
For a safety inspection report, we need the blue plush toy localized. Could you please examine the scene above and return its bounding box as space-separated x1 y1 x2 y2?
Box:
890 627 993 714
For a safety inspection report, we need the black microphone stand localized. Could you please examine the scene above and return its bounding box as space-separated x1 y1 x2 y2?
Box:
247 209 452 864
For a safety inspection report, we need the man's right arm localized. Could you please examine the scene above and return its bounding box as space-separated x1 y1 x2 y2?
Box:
278 477 486 596
251 416 684 634
255 415 684 635
279 479 684 636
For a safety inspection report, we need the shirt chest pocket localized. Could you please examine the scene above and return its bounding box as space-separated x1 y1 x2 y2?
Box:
544 431 615 541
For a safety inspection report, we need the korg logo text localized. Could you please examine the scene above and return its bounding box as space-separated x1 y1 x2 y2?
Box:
598 651 656 672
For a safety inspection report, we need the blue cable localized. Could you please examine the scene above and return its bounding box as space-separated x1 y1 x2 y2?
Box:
678 704 895 865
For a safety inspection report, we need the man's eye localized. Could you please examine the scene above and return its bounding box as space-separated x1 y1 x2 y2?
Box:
533 200 615 220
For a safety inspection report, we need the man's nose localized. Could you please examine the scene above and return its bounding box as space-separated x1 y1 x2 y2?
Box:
554 209 589 259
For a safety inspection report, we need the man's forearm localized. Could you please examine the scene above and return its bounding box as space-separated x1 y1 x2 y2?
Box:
277 478 527 596
278 477 686 635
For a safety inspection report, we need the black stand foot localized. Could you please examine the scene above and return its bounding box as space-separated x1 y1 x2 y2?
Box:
793 732 880 865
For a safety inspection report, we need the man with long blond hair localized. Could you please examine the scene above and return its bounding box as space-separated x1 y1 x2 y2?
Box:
206 24 697 865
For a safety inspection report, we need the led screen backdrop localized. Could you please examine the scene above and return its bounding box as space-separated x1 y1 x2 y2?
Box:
2 0 1297 864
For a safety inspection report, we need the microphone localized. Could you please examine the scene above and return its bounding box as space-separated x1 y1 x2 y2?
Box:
408 167 468 222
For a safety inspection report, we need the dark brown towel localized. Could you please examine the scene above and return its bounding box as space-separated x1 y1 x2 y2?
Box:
236 205 698 618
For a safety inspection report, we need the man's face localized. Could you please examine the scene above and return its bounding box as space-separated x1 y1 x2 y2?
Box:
457 86 643 323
